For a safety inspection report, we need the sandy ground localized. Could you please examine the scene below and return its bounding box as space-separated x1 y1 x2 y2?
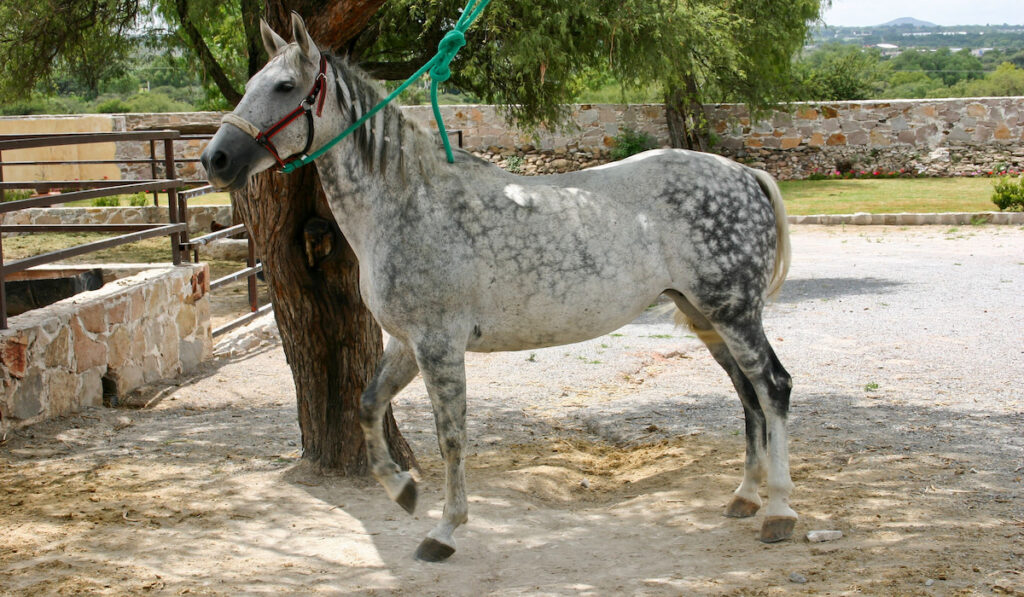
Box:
1 225 1023 596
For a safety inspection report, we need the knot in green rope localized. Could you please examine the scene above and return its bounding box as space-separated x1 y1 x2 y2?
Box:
430 30 466 83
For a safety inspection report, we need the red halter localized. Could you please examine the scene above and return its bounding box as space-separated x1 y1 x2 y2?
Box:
222 55 329 167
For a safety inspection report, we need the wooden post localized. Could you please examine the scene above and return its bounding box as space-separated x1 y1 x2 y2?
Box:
149 140 159 205
164 138 182 266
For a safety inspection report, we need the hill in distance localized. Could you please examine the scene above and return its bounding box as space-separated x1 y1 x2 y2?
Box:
879 17 938 27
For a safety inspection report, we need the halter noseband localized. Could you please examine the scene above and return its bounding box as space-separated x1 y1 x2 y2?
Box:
221 54 328 168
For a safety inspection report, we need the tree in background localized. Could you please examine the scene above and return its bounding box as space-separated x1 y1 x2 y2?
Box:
888 47 984 87
794 43 886 101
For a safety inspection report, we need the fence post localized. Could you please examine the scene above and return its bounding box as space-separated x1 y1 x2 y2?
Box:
0 233 6 330
164 137 182 265
149 140 160 206
246 228 258 313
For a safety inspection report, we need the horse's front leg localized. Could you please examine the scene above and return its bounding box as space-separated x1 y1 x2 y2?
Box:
359 337 420 513
411 335 468 562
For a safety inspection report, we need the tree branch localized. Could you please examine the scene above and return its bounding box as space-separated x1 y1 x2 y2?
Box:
173 0 242 105
239 0 265 78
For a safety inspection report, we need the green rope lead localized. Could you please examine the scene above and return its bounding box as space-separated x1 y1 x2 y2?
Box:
281 0 493 173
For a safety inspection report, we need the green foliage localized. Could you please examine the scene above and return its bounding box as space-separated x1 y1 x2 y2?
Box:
91 196 121 207
795 44 885 101
365 0 823 132
504 156 524 174
610 127 657 160
794 44 1024 101
888 48 984 87
0 0 141 103
95 98 132 113
2 190 34 202
991 176 1024 211
128 192 150 206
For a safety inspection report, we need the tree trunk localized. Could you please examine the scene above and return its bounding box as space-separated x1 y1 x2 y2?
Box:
665 80 710 152
227 1 416 475
233 167 417 475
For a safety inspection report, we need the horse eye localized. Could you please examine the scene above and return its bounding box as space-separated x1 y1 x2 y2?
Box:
275 81 295 93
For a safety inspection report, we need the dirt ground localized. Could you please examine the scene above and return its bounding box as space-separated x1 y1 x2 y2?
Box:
1 225 1023 596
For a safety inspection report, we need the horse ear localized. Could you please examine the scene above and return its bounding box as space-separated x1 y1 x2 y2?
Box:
290 12 316 60
260 19 286 58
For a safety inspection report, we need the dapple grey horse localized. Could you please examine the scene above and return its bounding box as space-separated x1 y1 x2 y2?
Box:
201 14 797 562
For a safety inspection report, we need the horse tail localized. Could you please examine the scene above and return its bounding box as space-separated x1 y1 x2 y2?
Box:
751 168 791 301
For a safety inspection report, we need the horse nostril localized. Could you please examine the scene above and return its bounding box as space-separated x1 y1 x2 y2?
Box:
212 150 229 171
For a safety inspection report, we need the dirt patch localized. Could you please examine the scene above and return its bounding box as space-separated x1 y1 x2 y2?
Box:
1 225 1023 595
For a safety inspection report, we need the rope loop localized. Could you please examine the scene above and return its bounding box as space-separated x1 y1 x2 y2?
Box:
430 30 467 83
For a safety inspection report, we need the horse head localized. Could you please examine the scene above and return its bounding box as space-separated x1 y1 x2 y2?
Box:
201 13 334 190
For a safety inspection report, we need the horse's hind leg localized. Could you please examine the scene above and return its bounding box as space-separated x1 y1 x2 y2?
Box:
359 337 420 514
667 292 767 518
411 334 469 562
668 291 796 542
716 321 796 542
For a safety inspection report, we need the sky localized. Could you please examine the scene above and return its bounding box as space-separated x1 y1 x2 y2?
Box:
822 0 1024 27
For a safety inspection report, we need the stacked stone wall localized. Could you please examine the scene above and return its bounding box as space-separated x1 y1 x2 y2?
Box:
0 264 212 429
6 95 1024 182
1 205 231 236
706 97 1024 179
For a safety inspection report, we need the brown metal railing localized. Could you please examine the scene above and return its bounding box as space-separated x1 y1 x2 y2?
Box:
0 130 208 205
178 184 269 337
0 130 193 329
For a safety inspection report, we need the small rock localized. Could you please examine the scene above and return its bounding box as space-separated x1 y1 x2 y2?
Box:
114 416 133 430
925 579 934 587
579 478 591 489
789 572 808 584
806 529 843 543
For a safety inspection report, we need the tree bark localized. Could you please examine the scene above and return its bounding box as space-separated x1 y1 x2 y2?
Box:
665 80 710 152
266 0 387 49
233 166 417 475
226 1 416 474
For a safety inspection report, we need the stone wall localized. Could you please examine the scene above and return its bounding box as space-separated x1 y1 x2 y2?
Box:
706 97 1024 179
0 264 212 429
7 95 1024 182
1 205 232 236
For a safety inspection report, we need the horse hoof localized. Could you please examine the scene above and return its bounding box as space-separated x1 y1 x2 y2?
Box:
724 496 760 518
760 516 797 543
395 478 417 515
414 537 455 562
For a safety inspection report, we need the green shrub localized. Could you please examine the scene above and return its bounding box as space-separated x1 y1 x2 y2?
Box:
610 127 658 160
504 155 524 174
128 192 149 206
95 98 132 114
991 176 1024 211
91 196 121 207
2 189 34 202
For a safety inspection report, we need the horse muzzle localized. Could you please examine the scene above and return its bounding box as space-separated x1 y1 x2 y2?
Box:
200 125 265 192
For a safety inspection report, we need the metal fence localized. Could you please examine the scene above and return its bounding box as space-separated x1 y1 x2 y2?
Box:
0 130 264 334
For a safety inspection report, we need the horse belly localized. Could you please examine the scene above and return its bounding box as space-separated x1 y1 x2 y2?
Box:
467 277 664 352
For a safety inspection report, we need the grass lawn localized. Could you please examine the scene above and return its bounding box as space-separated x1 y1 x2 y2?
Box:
50 177 1004 214
778 177 999 215
62 191 232 207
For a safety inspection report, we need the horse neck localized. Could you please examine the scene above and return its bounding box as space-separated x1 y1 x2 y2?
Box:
315 58 442 255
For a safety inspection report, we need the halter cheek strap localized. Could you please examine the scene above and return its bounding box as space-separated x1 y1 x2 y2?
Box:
221 54 328 168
